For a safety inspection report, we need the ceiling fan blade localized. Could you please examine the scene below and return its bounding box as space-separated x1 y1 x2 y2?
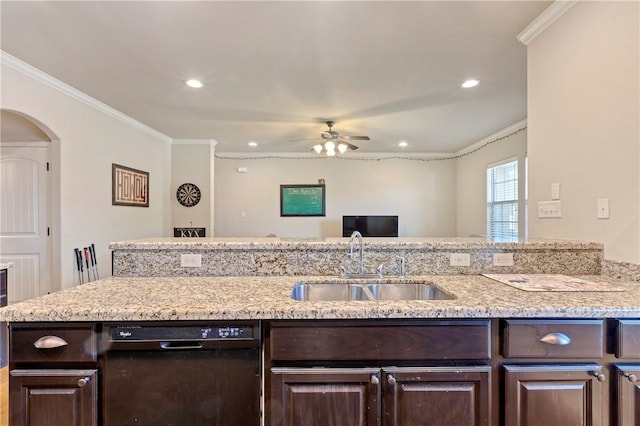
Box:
339 142 359 151
340 135 370 141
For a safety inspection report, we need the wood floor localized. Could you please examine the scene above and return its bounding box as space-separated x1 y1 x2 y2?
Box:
0 366 7 426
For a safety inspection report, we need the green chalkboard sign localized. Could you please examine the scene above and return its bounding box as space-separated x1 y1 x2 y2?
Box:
280 184 326 216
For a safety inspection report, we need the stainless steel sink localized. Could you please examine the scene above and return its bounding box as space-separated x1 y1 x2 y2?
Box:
365 283 453 301
290 281 454 301
290 282 370 301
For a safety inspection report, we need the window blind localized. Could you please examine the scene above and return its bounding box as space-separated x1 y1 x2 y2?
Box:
487 159 518 242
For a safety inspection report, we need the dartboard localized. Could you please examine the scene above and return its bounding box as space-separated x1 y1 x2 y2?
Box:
176 183 201 207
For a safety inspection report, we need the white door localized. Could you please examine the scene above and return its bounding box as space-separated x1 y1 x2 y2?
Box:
0 143 51 303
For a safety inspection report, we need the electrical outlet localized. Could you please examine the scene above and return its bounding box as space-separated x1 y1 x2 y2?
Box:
180 254 202 267
493 253 514 267
450 253 471 267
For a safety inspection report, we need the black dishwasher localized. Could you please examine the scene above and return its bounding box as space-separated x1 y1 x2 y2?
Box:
103 321 260 426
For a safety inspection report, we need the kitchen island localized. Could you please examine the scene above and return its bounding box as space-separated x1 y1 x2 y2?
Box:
1 273 640 426
2 236 640 426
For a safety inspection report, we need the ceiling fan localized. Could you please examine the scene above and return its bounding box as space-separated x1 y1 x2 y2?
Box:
295 121 371 156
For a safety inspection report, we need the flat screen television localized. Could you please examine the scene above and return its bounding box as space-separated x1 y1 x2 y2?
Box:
342 215 398 237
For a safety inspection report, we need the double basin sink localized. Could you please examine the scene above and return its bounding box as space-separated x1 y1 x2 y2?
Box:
291 280 454 302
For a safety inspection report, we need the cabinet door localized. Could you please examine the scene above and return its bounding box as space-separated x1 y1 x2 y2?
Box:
504 364 605 426
9 369 97 426
382 366 491 426
269 367 380 426
616 365 640 426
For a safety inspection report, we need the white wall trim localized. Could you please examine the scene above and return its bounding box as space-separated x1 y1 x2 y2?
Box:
0 141 50 148
517 0 578 45
214 151 457 160
455 119 528 157
1 50 173 144
172 139 219 147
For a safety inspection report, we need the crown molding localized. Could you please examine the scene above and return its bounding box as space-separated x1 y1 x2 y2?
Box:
172 139 218 147
214 151 457 160
517 0 578 45
1 50 173 144
455 119 527 157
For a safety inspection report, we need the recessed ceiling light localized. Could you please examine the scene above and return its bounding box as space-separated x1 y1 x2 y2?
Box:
248 141 258 147
186 79 203 88
398 141 409 147
462 79 479 89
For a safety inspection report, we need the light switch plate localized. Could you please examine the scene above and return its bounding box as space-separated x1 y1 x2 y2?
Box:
551 183 561 200
597 198 610 219
538 200 562 218
450 253 471 267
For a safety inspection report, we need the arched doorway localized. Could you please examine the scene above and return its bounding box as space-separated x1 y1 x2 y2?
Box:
0 109 58 303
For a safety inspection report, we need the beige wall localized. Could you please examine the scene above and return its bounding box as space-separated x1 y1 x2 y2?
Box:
171 141 214 233
456 125 527 238
214 155 457 238
1 61 172 288
527 1 640 263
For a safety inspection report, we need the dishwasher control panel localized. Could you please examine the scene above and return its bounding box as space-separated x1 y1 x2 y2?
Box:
109 324 255 341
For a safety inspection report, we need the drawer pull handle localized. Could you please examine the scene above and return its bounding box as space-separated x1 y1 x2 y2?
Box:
540 332 571 346
591 372 606 382
370 375 380 385
77 377 91 387
624 373 637 383
387 375 397 386
33 335 69 349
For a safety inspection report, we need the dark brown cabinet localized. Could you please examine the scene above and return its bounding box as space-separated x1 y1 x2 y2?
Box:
615 365 640 426
8 323 98 426
9 369 97 426
1 268 8 367
270 366 491 426
504 364 605 426
266 320 492 426
270 367 380 426
382 366 491 426
501 319 607 426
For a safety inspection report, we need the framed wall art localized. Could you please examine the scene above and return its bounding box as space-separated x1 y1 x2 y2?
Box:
280 184 325 217
112 163 149 207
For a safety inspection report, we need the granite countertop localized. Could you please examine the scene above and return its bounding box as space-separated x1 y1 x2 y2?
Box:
110 237 604 251
0 274 638 322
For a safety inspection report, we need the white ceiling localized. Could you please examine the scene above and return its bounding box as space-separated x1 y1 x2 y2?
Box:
0 1 550 153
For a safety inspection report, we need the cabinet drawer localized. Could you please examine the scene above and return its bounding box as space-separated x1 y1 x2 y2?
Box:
269 320 491 361
10 323 97 365
615 319 640 358
503 319 604 358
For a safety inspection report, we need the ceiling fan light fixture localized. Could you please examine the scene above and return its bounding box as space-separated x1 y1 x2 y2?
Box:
337 143 348 154
313 144 323 154
324 141 335 151
326 148 336 157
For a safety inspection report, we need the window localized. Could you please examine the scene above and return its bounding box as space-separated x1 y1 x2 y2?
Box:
487 159 518 241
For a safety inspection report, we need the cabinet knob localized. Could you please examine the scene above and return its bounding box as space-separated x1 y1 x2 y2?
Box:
540 332 571 346
33 335 68 349
77 377 91 387
387 375 397 385
370 375 380 385
624 373 637 383
591 372 606 382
